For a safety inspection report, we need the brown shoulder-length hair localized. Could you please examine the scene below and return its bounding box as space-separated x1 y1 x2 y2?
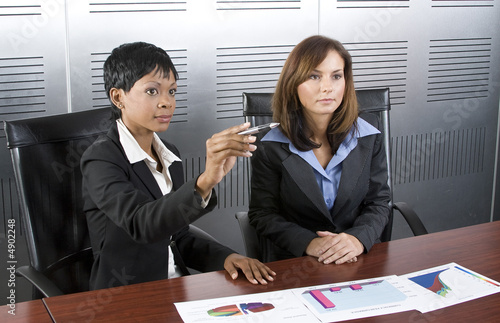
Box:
272 35 358 153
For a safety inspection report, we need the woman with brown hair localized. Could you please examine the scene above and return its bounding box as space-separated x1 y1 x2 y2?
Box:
248 35 391 265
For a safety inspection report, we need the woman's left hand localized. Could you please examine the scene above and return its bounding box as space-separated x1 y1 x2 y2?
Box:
314 231 364 265
224 253 276 285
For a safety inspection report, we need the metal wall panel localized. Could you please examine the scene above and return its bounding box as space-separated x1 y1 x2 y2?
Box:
0 0 70 304
319 1 500 237
63 0 319 255
0 0 499 304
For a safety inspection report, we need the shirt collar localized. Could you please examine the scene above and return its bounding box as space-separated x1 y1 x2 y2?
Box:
116 119 181 165
262 117 380 144
261 117 380 176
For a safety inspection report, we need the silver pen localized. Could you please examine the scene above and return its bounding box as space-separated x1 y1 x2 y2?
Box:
238 122 280 135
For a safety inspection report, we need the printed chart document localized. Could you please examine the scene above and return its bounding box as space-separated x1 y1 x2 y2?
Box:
175 263 500 322
174 289 320 322
292 275 417 322
401 262 500 313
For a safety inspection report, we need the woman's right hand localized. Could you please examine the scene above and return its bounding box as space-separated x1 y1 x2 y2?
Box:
195 123 256 199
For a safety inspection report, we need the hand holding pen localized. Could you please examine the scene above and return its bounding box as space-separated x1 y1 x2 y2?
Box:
195 122 279 199
238 122 280 135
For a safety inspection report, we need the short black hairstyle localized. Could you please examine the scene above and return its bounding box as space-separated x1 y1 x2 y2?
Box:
103 42 179 119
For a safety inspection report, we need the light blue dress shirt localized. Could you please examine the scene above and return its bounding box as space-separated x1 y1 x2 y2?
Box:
262 117 380 211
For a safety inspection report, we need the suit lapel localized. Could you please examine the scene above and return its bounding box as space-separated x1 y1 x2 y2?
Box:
331 137 370 217
107 123 166 200
170 161 184 191
132 162 163 199
280 145 331 220
162 141 184 191
131 157 184 198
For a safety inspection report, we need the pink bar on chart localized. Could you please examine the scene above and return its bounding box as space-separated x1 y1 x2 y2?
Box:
350 284 362 290
309 290 336 309
330 287 341 292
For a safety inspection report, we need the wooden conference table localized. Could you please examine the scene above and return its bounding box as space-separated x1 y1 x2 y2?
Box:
0 299 52 322
3 221 500 322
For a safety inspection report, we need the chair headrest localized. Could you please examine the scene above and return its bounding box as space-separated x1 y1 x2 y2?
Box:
243 92 273 116
242 88 390 116
356 88 390 113
5 108 112 149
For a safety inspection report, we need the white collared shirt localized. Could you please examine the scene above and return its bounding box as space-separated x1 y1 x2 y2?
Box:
116 119 183 278
117 119 181 194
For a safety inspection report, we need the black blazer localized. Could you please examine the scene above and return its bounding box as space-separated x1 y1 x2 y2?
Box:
81 123 234 290
248 113 391 262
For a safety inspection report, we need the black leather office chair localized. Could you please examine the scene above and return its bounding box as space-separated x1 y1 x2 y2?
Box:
5 108 112 298
236 89 428 260
5 108 218 298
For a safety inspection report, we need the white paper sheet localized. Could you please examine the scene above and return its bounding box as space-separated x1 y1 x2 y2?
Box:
292 275 418 322
400 262 500 313
174 289 320 323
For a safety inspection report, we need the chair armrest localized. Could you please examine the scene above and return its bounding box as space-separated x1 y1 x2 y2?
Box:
188 224 218 242
17 247 93 298
44 247 93 275
235 211 261 260
16 266 64 298
393 202 428 236
185 225 219 275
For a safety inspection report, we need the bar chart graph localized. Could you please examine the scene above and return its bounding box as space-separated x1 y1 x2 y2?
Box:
301 278 408 313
